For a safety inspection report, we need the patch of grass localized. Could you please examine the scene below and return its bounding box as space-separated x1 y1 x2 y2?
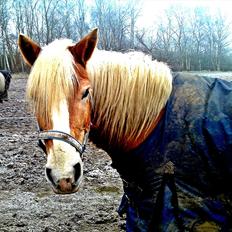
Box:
95 185 121 194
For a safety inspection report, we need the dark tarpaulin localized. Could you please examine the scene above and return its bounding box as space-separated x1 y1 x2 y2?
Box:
113 73 232 231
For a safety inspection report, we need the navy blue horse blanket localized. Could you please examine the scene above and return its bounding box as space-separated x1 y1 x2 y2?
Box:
0 70 12 103
113 73 232 231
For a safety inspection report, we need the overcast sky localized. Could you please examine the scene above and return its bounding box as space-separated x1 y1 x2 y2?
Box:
140 0 232 28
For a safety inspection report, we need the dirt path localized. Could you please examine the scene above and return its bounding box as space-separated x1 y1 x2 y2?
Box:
0 75 124 231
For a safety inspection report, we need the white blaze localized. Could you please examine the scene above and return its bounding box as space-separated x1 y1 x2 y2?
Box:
46 99 83 183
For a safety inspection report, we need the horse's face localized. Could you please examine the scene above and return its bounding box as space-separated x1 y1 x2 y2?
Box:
18 29 97 194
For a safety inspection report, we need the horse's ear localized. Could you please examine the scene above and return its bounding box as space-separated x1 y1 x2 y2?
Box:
18 34 41 67
69 28 98 68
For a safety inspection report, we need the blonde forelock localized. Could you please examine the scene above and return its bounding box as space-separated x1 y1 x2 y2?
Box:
26 39 78 125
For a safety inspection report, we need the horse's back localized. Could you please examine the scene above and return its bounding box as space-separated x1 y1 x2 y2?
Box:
117 73 232 231
165 73 232 230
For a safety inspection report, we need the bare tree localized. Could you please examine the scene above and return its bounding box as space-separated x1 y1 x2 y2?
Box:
91 0 141 51
211 13 230 71
73 0 89 39
190 7 206 70
0 0 10 70
127 0 141 49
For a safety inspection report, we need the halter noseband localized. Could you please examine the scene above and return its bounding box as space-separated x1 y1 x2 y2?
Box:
37 130 89 157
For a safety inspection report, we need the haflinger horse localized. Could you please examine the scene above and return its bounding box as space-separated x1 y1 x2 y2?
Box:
18 29 232 231
0 70 12 103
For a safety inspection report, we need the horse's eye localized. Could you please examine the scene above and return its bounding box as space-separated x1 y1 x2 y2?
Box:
82 88 89 99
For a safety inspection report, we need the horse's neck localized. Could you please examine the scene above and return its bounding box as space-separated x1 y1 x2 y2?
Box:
88 50 172 152
128 108 165 149
89 108 165 155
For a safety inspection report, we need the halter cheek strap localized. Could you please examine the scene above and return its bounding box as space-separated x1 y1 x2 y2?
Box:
38 130 89 157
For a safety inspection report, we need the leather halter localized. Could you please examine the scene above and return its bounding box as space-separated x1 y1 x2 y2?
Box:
37 90 92 157
38 130 89 157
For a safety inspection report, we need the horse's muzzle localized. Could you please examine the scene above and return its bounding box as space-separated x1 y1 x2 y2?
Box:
45 166 82 194
56 178 80 194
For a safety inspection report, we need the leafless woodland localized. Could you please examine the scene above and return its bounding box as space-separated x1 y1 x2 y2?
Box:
0 0 232 72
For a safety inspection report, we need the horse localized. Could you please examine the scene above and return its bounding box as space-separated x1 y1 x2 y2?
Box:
18 30 232 231
18 29 97 193
0 70 12 103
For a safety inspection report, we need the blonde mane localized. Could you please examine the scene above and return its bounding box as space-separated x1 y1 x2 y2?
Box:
26 39 77 125
87 50 172 149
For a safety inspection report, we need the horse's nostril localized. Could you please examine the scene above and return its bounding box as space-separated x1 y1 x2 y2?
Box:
74 163 81 182
66 178 71 183
46 168 56 186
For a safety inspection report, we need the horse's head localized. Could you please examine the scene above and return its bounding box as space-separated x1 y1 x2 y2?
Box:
18 29 98 194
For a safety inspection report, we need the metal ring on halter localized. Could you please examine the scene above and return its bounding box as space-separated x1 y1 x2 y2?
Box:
37 130 89 157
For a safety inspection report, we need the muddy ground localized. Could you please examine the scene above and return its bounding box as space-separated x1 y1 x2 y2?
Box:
0 75 124 231
1 72 232 232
